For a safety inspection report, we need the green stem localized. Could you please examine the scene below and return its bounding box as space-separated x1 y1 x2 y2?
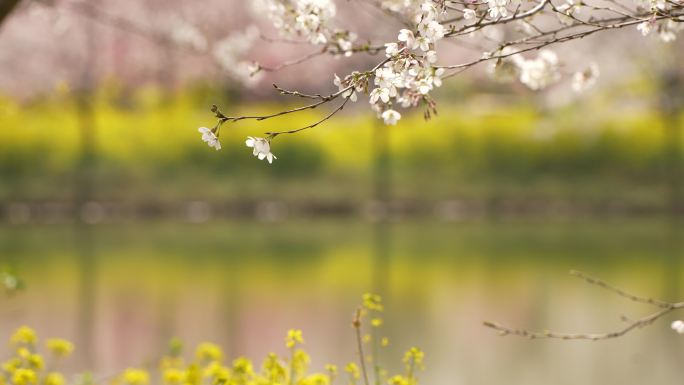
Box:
353 309 370 385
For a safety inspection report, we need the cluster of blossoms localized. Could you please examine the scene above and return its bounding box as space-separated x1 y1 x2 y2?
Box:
1 326 74 385
119 333 326 385
516 50 561 91
380 0 424 14
212 26 262 85
194 0 682 163
168 17 261 85
0 296 425 385
488 49 564 91
169 17 208 52
487 0 511 19
367 2 447 125
635 0 683 42
146 293 421 385
637 19 683 42
252 0 356 55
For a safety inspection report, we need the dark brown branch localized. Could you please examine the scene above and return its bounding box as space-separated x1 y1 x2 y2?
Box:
213 49 401 129
265 94 352 137
0 0 22 29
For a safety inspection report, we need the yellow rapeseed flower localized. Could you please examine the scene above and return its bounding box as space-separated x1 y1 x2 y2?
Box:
285 330 304 349
302 374 329 385
202 362 230 380
46 339 74 358
371 319 383 328
262 353 286 382
183 364 201 385
163 368 186 385
17 347 31 359
160 356 185 370
11 327 37 346
231 357 253 376
12 369 37 385
2 358 21 373
292 350 310 377
388 376 408 385
27 354 44 370
402 347 424 371
381 337 389 347
344 363 360 380
195 343 223 363
362 294 383 312
324 364 337 377
44 372 66 385
123 369 150 385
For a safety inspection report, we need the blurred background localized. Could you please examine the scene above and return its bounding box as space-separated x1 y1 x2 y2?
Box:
1 1 684 385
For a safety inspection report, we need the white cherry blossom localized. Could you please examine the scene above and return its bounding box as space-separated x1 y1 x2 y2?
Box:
637 20 654 36
518 50 561 90
333 74 357 102
370 87 392 104
572 63 600 93
198 127 221 151
398 29 418 49
252 0 340 45
487 0 509 19
385 42 401 57
381 109 402 125
463 9 477 20
246 136 277 164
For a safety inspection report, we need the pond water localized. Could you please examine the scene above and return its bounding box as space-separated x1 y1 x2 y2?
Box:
1 219 683 385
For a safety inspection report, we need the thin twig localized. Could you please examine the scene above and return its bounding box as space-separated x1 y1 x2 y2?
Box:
212 49 401 134
258 49 329 72
484 270 684 341
265 95 352 137
569 270 672 308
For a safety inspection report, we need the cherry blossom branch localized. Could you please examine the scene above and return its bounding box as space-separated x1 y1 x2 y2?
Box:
568 270 673 308
214 86 350 123
265 90 352 137
442 0 550 30
212 51 399 125
439 12 683 73
189 0 684 162
483 270 684 341
256 48 329 72
272 84 335 100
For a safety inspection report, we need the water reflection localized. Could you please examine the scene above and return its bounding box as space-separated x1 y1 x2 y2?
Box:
0 220 683 385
